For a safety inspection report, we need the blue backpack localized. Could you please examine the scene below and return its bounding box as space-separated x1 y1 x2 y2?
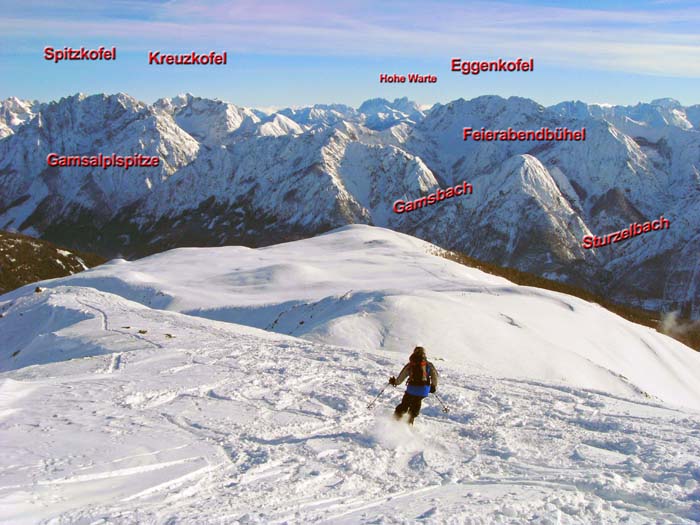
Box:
406 360 432 397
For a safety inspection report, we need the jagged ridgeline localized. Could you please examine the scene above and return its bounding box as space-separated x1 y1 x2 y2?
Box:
1 93 699 320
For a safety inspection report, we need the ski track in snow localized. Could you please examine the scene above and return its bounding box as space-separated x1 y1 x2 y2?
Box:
1 291 699 524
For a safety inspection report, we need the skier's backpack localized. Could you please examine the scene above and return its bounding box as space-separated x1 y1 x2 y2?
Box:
408 360 431 386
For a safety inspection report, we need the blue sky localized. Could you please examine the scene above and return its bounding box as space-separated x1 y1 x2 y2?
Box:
2 0 699 108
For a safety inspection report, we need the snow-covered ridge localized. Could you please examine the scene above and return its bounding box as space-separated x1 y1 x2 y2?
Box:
4 225 699 409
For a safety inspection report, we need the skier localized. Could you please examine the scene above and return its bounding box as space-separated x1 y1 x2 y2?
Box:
389 346 438 425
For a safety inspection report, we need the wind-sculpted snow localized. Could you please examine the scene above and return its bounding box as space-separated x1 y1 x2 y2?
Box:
1 93 700 316
0 283 699 523
6 226 700 409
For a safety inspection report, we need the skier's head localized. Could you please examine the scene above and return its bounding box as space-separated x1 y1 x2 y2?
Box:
410 346 427 362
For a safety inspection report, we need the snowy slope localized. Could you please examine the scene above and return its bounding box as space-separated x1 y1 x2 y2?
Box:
5 225 700 408
1 229 700 523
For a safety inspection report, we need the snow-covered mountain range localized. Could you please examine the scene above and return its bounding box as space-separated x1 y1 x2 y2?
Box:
1 226 699 522
1 93 699 316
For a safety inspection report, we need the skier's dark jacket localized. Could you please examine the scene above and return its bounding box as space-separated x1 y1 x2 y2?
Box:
395 359 438 398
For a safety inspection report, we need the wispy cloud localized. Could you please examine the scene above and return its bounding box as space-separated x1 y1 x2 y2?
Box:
3 0 700 77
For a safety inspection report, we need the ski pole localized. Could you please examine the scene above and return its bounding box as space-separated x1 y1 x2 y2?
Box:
367 383 390 409
434 392 450 413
